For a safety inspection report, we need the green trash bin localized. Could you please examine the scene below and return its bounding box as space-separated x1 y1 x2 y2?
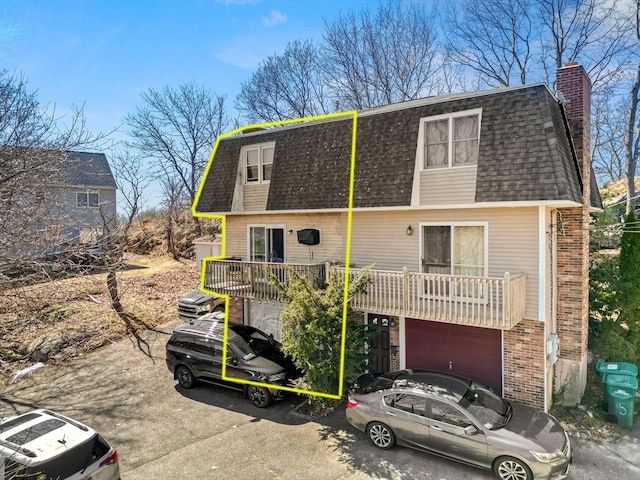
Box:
603 374 639 410
607 389 635 427
596 361 638 382
605 374 639 396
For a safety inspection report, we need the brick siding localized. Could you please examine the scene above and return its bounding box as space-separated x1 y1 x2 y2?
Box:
503 319 546 409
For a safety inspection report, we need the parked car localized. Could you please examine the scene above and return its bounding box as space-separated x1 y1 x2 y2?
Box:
228 323 303 381
0 409 120 480
346 369 571 480
176 287 224 321
166 312 293 407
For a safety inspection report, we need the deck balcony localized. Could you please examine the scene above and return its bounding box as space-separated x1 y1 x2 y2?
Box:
202 259 526 330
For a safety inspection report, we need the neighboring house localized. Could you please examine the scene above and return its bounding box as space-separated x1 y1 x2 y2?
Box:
1 149 117 255
193 63 601 412
55 150 117 244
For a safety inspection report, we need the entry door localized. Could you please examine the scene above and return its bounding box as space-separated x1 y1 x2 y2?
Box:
366 313 391 374
422 226 451 275
422 226 452 296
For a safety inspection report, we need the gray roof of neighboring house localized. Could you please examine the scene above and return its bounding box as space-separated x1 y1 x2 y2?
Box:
195 83 601 213
62 151 116 189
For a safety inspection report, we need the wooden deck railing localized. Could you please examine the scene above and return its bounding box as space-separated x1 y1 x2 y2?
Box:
203 259 326 302
202 259 526 330
335 267 526 330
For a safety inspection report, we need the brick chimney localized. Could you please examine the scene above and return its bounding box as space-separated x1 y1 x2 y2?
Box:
554 62 592 406
557 62 592 184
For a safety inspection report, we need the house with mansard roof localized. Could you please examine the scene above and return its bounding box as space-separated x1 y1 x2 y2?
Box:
193 63 600 412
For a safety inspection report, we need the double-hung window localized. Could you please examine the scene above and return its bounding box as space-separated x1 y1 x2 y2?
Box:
423 110 481 169
76 192 99 208
244 142 274 184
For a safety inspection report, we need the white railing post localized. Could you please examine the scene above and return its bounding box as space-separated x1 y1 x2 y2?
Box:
402 267 409 316
503 272 511 329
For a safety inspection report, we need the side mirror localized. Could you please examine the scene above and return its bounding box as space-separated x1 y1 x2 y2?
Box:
464 425 479 435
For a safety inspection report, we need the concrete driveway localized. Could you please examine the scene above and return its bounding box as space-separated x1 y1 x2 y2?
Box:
1 320 639 479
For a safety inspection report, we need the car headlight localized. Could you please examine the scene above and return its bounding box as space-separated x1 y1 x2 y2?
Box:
268 372 286 382
195 304 210 313
529 450 565 463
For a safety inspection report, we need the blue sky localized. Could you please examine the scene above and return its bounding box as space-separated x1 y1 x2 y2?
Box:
1 0 372 140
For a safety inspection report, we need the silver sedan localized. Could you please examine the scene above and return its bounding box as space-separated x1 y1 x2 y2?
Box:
345 369 571 480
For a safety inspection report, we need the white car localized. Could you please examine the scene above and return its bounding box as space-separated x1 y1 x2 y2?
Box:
0 409 120 480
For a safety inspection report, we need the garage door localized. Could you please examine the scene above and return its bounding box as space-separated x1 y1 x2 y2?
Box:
405 319 503 394
245 300 283 341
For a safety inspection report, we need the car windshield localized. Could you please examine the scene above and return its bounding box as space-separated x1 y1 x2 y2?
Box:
230 337 257 361
459 382 510 429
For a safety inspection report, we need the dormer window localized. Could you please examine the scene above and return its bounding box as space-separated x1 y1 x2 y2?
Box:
422 109 481 169
243 142 274 184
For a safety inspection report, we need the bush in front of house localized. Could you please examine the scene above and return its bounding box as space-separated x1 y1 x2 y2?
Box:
274 267 372 408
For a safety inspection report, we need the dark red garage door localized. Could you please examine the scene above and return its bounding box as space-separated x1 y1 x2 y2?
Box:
405 319 503 394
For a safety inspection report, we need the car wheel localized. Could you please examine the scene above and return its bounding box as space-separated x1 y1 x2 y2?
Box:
366 422 395 450
493 456 533 480
176 365 196 389
248 386 272 408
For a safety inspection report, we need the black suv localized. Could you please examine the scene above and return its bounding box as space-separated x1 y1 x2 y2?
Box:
176 287 224 322
166 312 294 407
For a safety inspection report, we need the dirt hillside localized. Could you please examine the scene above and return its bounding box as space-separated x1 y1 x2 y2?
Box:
0 253 199 385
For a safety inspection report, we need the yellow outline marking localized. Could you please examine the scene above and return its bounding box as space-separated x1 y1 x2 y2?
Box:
192 111 358 400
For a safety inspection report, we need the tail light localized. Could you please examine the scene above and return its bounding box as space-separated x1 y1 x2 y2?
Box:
347 398 359 408
100 449 118 467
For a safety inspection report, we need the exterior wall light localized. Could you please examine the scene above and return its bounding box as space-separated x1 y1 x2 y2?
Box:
406 225 414 236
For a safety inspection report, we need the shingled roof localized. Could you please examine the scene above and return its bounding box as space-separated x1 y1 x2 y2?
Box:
195 83 600 213
61 151 116 189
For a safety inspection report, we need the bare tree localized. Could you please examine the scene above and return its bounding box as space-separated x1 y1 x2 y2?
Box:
321 0 443 110
592 83 628 184
125 83 230 210
236 40 329 123
444 0 533 87
538 0 635 88
109 145 150 235
624 4 640 214
0 70 111 286
159 176 187 259
443 0 634 89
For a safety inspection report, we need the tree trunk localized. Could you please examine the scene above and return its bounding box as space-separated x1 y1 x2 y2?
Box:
625 63 640 215
107 270 122 313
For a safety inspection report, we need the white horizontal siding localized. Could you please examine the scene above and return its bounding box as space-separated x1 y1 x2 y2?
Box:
242 184 269 211
419 166 477 205
349 208 540 320
225 212 348 264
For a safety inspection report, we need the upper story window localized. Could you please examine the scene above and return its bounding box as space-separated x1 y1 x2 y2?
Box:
76 192 99 208
422 109 481 169
243 142 274 184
